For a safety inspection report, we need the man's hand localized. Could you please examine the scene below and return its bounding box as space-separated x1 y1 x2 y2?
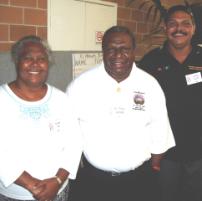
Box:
151 153 164 171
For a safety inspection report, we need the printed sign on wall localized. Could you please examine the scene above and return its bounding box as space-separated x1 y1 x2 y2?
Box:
72 53 103 78
95 31 104 43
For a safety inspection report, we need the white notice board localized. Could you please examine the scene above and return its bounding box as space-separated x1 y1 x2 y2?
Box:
72 52 103 78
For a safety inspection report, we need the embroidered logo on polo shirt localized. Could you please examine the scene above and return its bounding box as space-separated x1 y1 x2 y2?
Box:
132 92 145 111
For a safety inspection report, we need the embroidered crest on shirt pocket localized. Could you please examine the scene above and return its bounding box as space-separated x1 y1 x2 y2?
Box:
132 92 145 111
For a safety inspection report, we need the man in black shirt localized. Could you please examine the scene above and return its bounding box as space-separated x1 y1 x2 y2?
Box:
139 5 202 201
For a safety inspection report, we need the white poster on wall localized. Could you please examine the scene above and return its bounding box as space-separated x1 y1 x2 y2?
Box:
72 53 103 78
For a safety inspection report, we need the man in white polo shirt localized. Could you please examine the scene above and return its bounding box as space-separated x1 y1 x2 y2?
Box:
66 25 175 201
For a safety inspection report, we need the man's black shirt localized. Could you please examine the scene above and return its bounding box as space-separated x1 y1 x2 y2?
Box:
139 43 202 162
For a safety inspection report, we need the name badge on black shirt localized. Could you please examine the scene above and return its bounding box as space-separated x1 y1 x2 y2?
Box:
185 72 202 85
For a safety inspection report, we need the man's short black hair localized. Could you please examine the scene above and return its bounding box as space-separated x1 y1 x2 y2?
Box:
102 26 136 50
164 5 195 24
